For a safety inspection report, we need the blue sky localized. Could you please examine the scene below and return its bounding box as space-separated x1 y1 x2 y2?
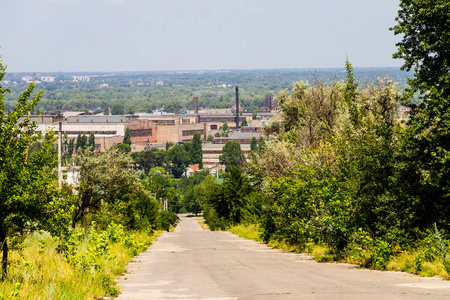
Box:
0 0 403 72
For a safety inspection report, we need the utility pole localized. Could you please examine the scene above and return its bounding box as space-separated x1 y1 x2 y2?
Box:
235 86 239 129
57 118 63 190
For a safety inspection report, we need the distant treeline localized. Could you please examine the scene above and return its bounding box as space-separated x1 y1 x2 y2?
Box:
3 68 411 114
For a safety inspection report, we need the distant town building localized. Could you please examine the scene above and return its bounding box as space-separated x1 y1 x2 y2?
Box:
72 76 90 82
21 76 33 83
41 76 56 83
98 83 109 88
156 81 164 86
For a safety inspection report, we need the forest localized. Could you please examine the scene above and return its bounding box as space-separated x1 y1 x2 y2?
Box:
3 67 411 115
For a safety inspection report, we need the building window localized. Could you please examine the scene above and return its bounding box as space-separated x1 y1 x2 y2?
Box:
182 130 204 136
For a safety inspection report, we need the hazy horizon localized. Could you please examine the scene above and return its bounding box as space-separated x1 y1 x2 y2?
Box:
1 0 403 73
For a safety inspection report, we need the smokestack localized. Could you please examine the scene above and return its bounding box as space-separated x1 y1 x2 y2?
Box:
194 95 199 114
235 86 239 129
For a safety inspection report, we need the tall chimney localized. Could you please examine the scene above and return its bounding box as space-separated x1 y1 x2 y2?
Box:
235 86 239 129
194 95 199 114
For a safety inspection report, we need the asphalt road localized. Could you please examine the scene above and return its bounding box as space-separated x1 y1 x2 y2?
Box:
117 215 450 299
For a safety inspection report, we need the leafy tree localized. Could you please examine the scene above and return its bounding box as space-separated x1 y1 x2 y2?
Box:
167 144 189 178
206 166 252 224
240 119 248 127
392 0 450 231
250 137 258 152
220 121 229 137
71 148 157 229
0 61 61 279
115 143 131 153
391 0 450 99
88 132 95 152
165 141 174 150
111 104 124 115
131 148 167 174
258 136 265 153
191 132 203 169
103 106 110 115
76 133 88 151
67 138 74 158
123 127 131 146
219 141 245 169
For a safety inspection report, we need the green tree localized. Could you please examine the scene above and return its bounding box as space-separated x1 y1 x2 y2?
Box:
103 106 110 115
167 144 189 178
391 0 450 99
71 148 157 229
220 122 229 137
76 133 88 150
123 127 131 146
240 119 248 127
391 0 450 231
191 132 203 169
111 104 125 115
258 137 265 153
88 132 95 152
206 166 252 224
250 137 258 152
219 141 245 169
0 61 61 279
68 138 74 157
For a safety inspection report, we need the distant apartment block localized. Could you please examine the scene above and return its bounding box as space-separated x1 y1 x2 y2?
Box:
21 76 34 83
72 76 90 82
98 83 109 88
41 76 56 83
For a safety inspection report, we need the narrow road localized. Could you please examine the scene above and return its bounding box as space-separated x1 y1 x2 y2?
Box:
117 215 450 299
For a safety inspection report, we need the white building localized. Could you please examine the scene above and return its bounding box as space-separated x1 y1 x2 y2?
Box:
41 76 56 83
72 76 90 82
22 76 33 83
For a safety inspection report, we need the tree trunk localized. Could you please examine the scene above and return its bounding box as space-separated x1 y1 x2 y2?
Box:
0 229 7 280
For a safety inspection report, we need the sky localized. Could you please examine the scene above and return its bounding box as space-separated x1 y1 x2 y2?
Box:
0 0 403 72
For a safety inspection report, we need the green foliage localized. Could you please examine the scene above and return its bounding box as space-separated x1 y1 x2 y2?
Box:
157 211 180 232
0 59 63 279
220 121 229 137
190 132 203 169
71 148 159 230
166 144 189 178
111 104 124 115
204 167 253 226
75 133 88 151
391 0 450 99
88 132 95 151
390 0 450 234
177 170 211 214
123 127 131 146
131 147 167 174
0 225 157 299
250 137 258 152
219 141 245 169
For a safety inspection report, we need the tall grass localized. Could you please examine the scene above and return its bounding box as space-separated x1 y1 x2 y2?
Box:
228 223 450 279
0 226 157 299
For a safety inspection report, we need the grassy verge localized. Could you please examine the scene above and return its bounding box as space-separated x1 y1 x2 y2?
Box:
0 225 159 299
228 223 450 279
193 216 210 231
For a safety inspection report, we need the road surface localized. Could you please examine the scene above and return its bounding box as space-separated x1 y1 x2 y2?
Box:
117 215 450 299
